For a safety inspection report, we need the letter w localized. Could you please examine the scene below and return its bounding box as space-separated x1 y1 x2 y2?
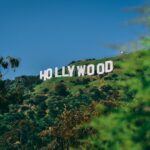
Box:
77 65 86 77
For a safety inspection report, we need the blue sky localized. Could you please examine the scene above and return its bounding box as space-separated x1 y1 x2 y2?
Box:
0 0 146 79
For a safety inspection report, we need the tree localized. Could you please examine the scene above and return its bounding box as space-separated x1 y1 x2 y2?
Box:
55 82 69 97
76 49 150 150
0 56 20 113
0 56 20 79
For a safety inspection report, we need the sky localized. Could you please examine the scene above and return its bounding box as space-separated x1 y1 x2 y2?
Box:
0 0 146 79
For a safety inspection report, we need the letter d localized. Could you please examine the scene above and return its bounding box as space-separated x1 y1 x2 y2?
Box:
105 61 113 73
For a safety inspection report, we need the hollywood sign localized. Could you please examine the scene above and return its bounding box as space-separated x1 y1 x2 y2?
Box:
40 60 114 81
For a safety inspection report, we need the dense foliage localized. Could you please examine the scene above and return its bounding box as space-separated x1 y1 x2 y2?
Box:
0 48 149 150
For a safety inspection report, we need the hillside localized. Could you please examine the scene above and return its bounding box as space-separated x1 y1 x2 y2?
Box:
0 49 150 150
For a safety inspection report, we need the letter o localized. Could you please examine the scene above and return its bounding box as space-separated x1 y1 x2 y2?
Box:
87 64 95 76
46 68 53 79
97 63 104 75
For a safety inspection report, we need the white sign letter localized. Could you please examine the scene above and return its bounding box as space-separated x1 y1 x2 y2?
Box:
68 65 75 77
105 61 113 73
97 63 104 75
40 70 47 81
87 64 95 76
55 67 62 78
77 65 86 77
46 68 53 80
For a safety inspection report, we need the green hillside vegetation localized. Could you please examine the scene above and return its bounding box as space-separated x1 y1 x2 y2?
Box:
0 49 150 150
